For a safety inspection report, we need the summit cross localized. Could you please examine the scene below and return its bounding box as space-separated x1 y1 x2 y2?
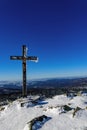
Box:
10 45 38 97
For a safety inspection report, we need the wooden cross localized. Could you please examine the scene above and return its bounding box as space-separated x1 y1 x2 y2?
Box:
10 45 38 97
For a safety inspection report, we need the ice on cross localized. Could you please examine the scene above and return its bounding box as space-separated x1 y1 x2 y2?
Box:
10 45 38 97
35 57 39 63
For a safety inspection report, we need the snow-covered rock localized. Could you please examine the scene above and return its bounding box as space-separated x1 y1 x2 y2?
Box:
0 94 87 130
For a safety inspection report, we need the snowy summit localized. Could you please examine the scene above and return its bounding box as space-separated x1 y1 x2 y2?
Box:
0 93 87 130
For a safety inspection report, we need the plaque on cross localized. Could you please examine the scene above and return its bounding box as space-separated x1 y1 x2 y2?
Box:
10 45 38 97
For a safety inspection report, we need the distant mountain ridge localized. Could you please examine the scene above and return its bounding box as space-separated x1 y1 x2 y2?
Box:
0 77 87 89
0 77 87 102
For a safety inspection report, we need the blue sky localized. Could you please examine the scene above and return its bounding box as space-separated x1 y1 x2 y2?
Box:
0 0 87 80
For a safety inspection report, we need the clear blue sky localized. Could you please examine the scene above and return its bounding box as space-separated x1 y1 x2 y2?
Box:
0 0 87 80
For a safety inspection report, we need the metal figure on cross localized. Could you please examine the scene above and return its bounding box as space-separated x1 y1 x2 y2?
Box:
10 45 38 97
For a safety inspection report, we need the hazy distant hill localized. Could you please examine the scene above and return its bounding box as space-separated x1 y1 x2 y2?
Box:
0 77 87 89
0 77 87 98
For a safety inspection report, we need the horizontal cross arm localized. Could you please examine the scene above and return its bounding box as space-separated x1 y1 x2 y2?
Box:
10 56 23 60
26 56 38 61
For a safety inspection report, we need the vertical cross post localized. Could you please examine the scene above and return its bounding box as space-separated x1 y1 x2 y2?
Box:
10 45 38 97
22 45 27 97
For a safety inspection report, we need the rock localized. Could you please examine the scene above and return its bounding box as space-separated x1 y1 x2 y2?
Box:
72 107 81 117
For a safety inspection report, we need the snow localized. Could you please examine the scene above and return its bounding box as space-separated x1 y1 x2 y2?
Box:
0 94 87 130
